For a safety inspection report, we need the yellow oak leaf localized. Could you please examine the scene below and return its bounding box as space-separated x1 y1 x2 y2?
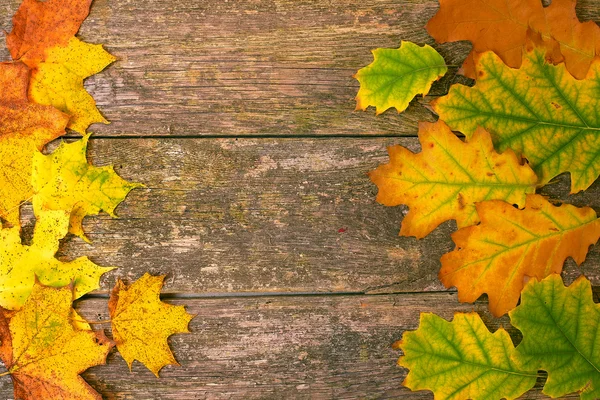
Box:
0 62 68 226
32 134 143 242
29 37 116 133
0 282 111 400
109 273 194 376
369 121 538 239
440 194 600 317
0 209 114 310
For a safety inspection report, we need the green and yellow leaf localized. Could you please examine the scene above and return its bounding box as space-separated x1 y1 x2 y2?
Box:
398 312 537 400
433 44 600 193
369 121 537 238
440 194 600 317
510 275 600 399
355 41 447 114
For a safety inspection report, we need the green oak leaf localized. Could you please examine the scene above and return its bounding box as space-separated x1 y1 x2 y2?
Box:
397 312 537 400
433 45 600 193
510 275 600 400
354 41 447 114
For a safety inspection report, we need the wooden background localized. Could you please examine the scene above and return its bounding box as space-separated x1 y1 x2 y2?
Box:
1 0 600 398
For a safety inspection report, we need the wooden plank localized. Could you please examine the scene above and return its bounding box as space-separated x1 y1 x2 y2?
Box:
35 137 600 295
0 292 568 399
0 0 597 137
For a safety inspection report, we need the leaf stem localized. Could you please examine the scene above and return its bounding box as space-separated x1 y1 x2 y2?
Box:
0 371 11 377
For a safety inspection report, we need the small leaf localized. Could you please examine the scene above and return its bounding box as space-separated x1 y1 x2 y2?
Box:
354 41 447 114
32 134 143 242
398 312 537 400
109 273 194 376
440 194 600 317
0 282 111 400
369 121 537 238
510 275 600 399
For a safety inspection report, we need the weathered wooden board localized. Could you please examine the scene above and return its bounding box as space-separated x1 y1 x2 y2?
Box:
0 0 597 137
0 292 569 399
38 137 600 295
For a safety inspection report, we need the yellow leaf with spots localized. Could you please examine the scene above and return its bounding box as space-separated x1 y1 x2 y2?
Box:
0 283 111 400
440 194 600 317
32 134 143 242
433 44 600 193
109 273 194 376
29 37 116 133
0 209 114 310
369 121 537 239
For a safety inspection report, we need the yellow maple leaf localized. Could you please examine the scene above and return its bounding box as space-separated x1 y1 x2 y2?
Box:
440 194 600 317
109 273 194 376
32 134 143 242
0 283 111 400
29 37 116 133
0 209 114 310
369 121 538 238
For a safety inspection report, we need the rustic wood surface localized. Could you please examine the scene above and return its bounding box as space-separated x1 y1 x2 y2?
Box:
0 0 599 398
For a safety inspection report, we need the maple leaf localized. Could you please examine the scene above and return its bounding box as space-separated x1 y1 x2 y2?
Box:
433 45 600 193
7 0 115 133
440 194 600 317
354 41 447 114
426 0 600 79
0 282 111 400
32 134 143 242
369 121 537 239
0 62 68 226
397 312 537 400
510 275 600 399
108 273 194 376
0 209 114 310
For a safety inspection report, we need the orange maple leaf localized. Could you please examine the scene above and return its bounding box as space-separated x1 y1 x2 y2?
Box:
0 62 68 226
440 194 600 317
426 0 600 79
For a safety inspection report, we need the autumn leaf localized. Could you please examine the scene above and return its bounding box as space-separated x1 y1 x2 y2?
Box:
0 62 68 226
354 41 447 114
433 45 600 193
426 0 600 79
0 209 114 310
7 0 115 133
32 134 143 242
440 194 600 317
397 312 537 400
109 273 194 376
0 282 111 400
369 121 537 238
510 275 600 399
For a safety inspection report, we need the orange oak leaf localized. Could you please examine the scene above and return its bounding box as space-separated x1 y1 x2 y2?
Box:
0 62 68 226
440 194 600 317
0 283 111 400
369 121 537 239
109 273 194 376
426 0 600 79
6 0 92 67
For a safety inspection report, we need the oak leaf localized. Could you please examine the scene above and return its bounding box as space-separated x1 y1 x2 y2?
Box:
369 121 537 238
433 45 600 193
510 275 600 399
0 62 68 226
109 273 194 376
32 134 143 242
0 209 114 310
397 312 537 400
426 0 600 79
0 282 111 400
440 194 600 317
354 41 447 114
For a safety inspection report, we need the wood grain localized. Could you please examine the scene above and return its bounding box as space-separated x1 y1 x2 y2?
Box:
38 137 600 295
0 292 568 399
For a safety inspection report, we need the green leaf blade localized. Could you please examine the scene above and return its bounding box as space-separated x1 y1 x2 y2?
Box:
355 41 447 114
